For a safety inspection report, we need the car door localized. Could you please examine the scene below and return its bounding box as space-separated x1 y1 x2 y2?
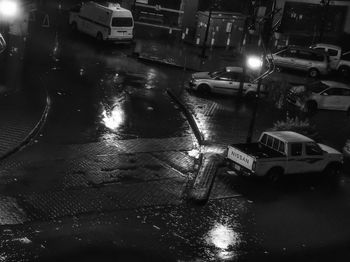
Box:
274 49 297 69
337 88 350 110
327 48 340 70
286 142 306 174
293 50 312 71
211 72 238 95
316 87 343 109
303 142 325 173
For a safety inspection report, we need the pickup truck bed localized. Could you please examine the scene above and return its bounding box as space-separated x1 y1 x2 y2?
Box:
233 143 285 159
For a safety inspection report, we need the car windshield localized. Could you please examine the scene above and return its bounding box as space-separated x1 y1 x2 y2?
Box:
307 81 330 93
209 68 227 77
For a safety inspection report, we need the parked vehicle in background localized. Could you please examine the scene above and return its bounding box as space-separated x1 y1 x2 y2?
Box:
69 1 134 42
188 66 265 98
269 45 330 78
310 43 350 77
287 80 350 113
226 131 343 182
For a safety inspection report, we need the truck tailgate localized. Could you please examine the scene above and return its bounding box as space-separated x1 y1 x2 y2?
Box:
227 146 255 170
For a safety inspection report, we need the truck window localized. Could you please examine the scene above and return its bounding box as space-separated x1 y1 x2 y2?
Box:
291 143 302 156
305 142 323 155
267 136 273 147
260 134 267 145
273 139 280 151
278 141 285 154
112 17 133 27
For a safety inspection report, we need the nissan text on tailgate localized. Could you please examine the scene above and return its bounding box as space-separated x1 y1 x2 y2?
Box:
226 131 343 182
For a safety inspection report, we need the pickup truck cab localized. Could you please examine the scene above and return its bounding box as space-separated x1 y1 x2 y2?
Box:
226 131 343 182
311 43 350 77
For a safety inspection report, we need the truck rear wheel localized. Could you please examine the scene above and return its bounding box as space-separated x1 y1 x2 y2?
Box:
96 32 103 42
266 167 283 183
323 162 342 178
71 22 77 31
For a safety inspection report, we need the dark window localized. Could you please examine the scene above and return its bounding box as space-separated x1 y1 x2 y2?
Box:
328 49 338 56
261 134 267 145
322 88 343 96
279 141 285 153
112 17 133 27
305 142 323 155
267 136 273 147
341 52 350 61
341 89 350 96
291 143 302 156
280 49 297 58
296 50 312 60
309 52 325 61
273 139 280 151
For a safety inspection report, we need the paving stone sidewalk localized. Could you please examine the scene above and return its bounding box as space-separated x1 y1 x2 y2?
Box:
0 91 49 160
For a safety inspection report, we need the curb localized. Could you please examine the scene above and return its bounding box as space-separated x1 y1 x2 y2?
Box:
166 88 204 145
166 89 220 203
0 78 51 161
189 153 221 203
136 55 198 72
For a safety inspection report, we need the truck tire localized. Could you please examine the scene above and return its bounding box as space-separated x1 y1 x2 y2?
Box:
338 65 350 78
71 22 77 31
96 32 103 42
323 162 342 177
308 68 320 78
266 167 284 183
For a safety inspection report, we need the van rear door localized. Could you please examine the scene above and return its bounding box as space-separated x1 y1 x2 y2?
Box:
110 15 133 39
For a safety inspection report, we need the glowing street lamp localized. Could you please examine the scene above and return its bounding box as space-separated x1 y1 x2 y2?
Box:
246 55 263 71
0 0 19 18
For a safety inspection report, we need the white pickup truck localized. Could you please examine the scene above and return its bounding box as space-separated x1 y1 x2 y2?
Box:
226 131 343 181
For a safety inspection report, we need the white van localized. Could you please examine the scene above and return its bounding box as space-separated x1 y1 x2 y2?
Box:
69 2 134 42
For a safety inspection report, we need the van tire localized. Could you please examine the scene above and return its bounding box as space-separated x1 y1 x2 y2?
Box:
266 167 283 183
96 32 103 42
71 22 77 31
308 68 319 78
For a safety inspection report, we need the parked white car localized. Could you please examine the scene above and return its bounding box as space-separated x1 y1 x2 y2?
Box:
287 80 350 113
310 43 350 77
188 66 264 98
269 45 330 78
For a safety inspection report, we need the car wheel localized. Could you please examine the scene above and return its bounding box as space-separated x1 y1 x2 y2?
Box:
96 32 103 42
71 22 77 31
275 66 282 73
197 84 211 94
308 68 319 78
266 167 283 183
323 162 342 178
339 66 350 78
245 91 257 100
306 100 317 113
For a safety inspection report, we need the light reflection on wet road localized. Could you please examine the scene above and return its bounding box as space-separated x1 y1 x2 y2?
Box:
36 34 192 144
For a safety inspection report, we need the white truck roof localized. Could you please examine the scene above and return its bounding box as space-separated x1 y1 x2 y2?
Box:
264 131 314 143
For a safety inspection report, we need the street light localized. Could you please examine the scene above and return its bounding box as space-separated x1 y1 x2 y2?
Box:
246 55 262 71
0 0 18 18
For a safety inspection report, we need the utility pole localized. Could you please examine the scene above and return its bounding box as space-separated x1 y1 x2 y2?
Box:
319 0 330 42
200 8 212 58
246 0 276 143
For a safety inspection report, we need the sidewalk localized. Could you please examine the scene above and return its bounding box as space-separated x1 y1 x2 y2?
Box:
133 37 243 73
0 44 49 161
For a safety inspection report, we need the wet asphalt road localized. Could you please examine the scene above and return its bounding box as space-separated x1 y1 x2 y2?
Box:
1 24 350 261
